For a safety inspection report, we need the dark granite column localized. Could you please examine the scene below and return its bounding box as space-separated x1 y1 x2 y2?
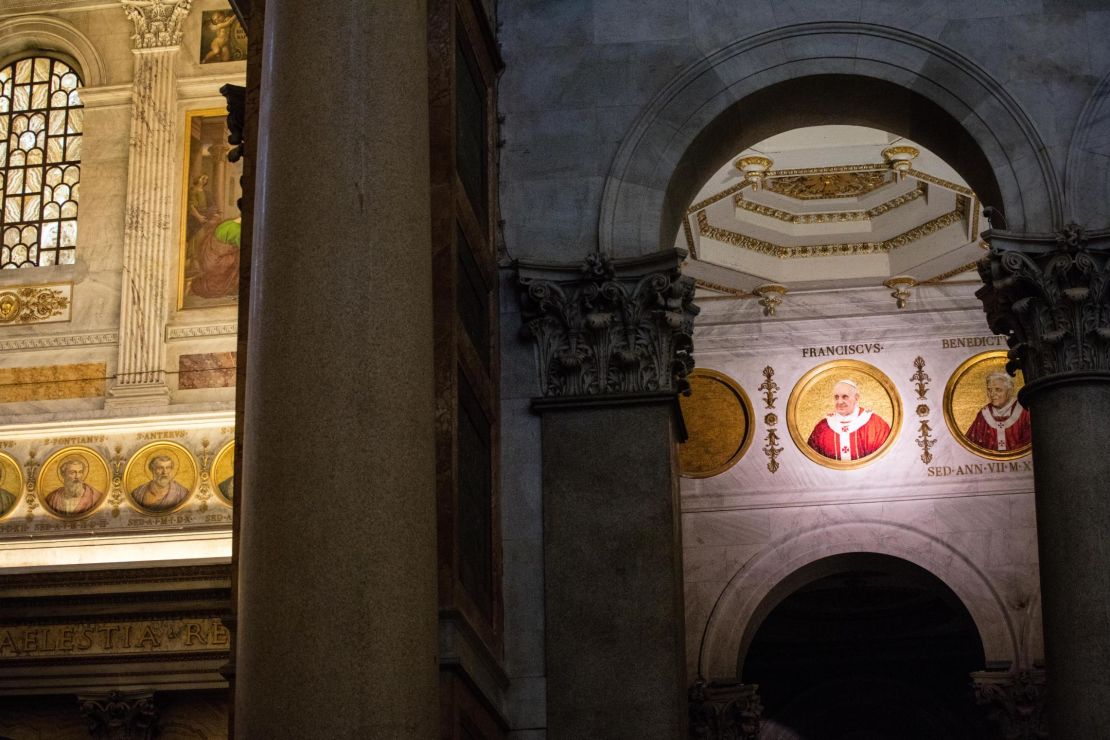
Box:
518 251 698 739
235 1 438 736
978 225 1110 739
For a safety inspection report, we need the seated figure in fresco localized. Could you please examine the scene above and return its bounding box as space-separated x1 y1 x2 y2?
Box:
130 455 191 512
46 456 104 517
806 379 891 462
188 217 241 301
0 467 16 517
964 371 1031 452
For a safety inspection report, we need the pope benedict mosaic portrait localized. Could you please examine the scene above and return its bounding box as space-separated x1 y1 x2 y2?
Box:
944 351 1031 460
787 360 902 469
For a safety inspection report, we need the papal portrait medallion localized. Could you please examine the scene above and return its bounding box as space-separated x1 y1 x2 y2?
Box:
37 446 110 520
678 368 755 478
0 451 23 520
212 440 235 506
943 351 1030 461
124 441 198 516
787 360 902 470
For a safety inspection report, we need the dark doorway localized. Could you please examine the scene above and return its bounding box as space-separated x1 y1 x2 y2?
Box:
741 554 995 740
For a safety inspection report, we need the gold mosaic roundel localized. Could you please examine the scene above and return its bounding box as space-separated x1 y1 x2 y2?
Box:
124 440 198 515
36 445 110 520
943 351 1030 461
211 440 235 506
678 368 754 478
0 451 23 520
786 359 902 470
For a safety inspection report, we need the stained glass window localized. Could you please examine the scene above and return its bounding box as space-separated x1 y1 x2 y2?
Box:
0 57 83 269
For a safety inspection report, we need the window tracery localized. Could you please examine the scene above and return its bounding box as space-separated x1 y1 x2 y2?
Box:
0 56 83 269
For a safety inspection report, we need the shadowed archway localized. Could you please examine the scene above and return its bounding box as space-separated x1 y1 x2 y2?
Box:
742 553 994 740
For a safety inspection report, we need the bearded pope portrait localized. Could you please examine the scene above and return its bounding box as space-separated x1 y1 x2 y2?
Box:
46 456 104 516
806 379 892 461
964 371 1031 452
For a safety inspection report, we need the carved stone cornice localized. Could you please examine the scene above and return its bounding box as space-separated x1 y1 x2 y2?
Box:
517 251 699 399
971 668 1047 740
977 225 1110 385
120 0 192 50
688 678 762 740
79 690 159 740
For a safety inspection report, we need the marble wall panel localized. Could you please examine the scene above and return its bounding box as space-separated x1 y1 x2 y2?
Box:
177 351 236 390
0 362 105 403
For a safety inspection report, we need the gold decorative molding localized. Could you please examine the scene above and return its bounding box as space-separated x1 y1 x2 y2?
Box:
698 200 967 259
108 445 126 518
767 171 888 200
689 182 747 213
195 439 213 513
763 420 783 474
912 357 934 464
694 279 749 298
759 366 781 474
884 276 917 309
734 185 925 224
0 284 72 326
906 167 974 196
920 261 982 285
752 285 787 316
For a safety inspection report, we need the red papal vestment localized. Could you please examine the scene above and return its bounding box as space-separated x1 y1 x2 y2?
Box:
963 399 1031 452
807 409 891 461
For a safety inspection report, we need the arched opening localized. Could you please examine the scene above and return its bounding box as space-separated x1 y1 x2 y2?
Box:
741 553 993 740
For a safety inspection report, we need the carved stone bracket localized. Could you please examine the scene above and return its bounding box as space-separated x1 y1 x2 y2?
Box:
517 251 699 398
120 0 192 49
971 668 1047 740
688 678 762 740
79 690 159 740
977 225 1110 384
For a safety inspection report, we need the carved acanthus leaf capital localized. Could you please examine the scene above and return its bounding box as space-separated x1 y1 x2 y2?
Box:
120 0 193 50
976 225 1110 383
517 251 699 398
79 690 159 740
688 678 763 740
971 668 1047 740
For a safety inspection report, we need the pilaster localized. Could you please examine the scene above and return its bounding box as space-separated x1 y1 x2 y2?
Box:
976 224 1110 738
518 250 697 739
107 0 193 408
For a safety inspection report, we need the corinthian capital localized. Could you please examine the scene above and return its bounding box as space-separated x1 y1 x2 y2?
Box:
688 678 762 740
971 668 1047 740
976 224 1110 384
79 690 159 739
517 250 699 399
120 0 192 49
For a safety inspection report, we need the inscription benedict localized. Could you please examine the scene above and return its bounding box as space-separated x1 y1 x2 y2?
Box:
941 336 1006 349
802 343 883 358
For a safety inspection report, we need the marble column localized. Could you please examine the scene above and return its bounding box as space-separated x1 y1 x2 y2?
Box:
107 0 193 408
977 224 1110 738
234 2 438 737
518 251 698 739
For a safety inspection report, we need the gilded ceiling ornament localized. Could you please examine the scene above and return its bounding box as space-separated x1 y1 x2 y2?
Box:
883 276 917 309
735 156 773 190
120 0 193 49
752 285 786 317
882 145 920 180
766 171 888 200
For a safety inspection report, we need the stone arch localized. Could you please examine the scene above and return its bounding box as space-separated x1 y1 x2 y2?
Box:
698 519 1019 681
0 15 107 88
600 22 1061 257
1065 71 1110 230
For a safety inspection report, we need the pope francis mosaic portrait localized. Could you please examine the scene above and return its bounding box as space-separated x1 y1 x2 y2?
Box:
806 378 892 462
